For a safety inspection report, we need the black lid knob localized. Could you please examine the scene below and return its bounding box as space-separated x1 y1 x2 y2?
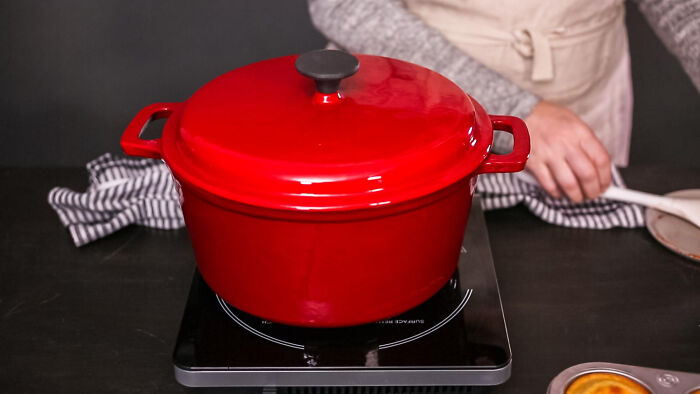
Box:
295 49 360 94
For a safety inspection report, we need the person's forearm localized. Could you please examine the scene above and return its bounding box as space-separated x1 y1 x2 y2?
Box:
307 0 539 118
632 0 700 91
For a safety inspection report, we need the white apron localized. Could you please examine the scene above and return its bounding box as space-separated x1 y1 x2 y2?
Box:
404 0 634 166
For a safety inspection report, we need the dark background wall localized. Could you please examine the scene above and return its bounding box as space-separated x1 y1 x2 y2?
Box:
1 1 698 167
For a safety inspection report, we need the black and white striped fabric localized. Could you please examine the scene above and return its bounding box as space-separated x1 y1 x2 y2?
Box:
48 153 185 247
478 169 645 228
48 153 644 247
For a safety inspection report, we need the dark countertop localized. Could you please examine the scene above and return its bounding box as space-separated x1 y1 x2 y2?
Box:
0 165 698 393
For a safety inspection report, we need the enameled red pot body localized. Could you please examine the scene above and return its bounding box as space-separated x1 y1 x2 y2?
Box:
121 52 530 327
179 175 475 327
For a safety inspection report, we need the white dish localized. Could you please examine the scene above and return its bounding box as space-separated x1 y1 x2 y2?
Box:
645 189 700 263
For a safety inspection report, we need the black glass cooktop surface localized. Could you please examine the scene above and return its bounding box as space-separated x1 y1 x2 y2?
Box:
173 199 511 387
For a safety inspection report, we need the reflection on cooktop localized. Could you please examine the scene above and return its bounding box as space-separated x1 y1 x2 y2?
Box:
216 273 472 351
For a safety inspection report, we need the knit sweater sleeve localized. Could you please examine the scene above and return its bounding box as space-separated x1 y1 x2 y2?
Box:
632 0 700 92
307 0 540 118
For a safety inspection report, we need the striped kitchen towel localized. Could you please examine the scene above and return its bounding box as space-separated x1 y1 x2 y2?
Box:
48 153 644 247
478 169 645 228
48 153 185 247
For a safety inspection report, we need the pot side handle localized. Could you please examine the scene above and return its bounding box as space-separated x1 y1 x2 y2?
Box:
121 103 181 159
477 115 531 174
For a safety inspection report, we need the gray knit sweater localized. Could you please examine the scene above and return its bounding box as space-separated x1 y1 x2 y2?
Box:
308 0 700 119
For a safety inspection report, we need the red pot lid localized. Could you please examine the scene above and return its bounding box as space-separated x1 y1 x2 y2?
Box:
160 50 493 211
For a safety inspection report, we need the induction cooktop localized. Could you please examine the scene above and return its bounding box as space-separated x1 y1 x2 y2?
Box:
173 198 511 391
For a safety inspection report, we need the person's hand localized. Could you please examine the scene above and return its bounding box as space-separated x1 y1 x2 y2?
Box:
524 100 612 203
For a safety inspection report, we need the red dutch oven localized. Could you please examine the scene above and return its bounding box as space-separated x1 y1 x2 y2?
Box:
121 50 529 327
